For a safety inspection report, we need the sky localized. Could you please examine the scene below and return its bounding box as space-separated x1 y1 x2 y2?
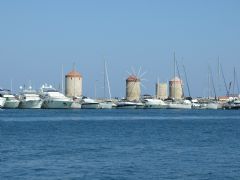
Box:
0 0 240 98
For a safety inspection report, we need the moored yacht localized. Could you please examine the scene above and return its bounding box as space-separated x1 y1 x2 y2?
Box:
81 97 100 109
18 87 43 109
0 97 6 108
206 101 221 110
116 100 137 109
167 99 192 109
39 84 73 109
99 100 116 109
143 99 168 109
223 99 240 110
71 97 82 109
0 89 20 108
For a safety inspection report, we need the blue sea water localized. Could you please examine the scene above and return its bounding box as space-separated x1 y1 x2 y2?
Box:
1 109 240 180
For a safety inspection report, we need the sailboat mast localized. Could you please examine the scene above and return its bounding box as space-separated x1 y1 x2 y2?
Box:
103 59 106 99
209 66 217 100
233 67 236 96
220 63 229 96
10 79 13 92
236 70 240 95
73 62 76 97
208 66 210 99
173 52 176 99
176 59 184 98
183 65 191 97
61 64 64 94
105 60 112 100
217 57 220 95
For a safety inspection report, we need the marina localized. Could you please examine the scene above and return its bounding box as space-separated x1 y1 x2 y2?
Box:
0 62 239 110
0 59 239 110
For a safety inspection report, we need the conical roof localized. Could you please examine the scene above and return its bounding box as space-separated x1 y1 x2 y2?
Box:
170 76 181 82
126 75 140 82
65 70 82 78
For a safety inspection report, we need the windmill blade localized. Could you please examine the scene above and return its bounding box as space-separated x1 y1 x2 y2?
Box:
137 66 142 77
139 71 147 79
140 83 147 90
126 71 132 76
140 78 148 82
131 67 137 76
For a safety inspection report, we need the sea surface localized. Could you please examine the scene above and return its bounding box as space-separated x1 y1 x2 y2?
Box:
1 109 240 180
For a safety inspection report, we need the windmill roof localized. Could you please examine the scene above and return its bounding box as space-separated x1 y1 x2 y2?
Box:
127 75 140 82
65 70 82 78
170 76 181 82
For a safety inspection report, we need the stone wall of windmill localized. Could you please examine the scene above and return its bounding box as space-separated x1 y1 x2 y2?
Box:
126 75 141 101
65 70 83 97
156 82 168 100
169 76 183 100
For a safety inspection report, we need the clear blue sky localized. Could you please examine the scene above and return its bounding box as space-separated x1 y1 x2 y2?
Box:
0 0 240 97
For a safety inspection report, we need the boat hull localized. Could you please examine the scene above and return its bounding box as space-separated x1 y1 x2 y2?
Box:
99 102 113 109
4 100 20 109
206 103 222 110
19 100 43 109
168 103 192 109
42 100 73 109
81 103 100 109
0 97 6 108
116 105 137 109
145 104 168 109
71 101 82 109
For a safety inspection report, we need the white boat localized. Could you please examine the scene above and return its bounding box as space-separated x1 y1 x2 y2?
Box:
99 100 116 109
206 101 222 110
144 99 168 109
71 97 82 109
116 101 137 109
0 97 6 108
40 84 73 109
167 100 192 109
0 89 20 109
135 102 145 109
19 87 43 109
81 97 100 109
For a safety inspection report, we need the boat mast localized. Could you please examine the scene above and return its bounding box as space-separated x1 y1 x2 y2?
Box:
220 63 229 96
10 79 13 92
73 62 76 97
61 64 64 94
176 59 184 98
103 58 106 99
173 52 176 99
183 64 191 98
217 57 220 96
232 67 236 96
209 66 217 100
105 60 112 100
236 70 240 95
